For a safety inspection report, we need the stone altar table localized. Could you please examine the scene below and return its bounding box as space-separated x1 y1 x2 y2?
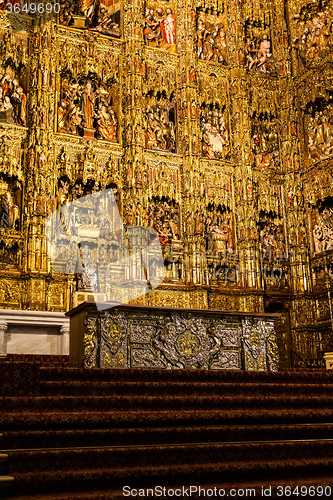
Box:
66 302 280 371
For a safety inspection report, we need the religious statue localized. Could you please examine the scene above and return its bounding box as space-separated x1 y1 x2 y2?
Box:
78 0 98 23
145 100 177 153
161 8 176 45
313 225 326 254
306 106 333 162
78 245 98 292
196 11 228 65
0 74 27 125
250 112 279 168
10 86 26 126
0 192 18 230
145 199 180 246
0 87 13 114
243 30 276 75
144 3 177 49
91 4 120 37
169 208 180 240
59 1 73 25
293 11 331 68
144 8 162 46
58 75 119 141
200 106 230 160
96 104 117 142
259 217 285 259
312 206 333 254
58 81 83 135
81 81 95 130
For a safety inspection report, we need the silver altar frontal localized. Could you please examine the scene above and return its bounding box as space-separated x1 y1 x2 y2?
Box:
66 303 280 371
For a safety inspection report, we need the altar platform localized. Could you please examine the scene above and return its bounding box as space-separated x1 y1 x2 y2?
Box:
66 302 280 371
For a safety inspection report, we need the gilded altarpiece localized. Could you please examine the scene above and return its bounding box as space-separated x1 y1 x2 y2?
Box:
1 0 333 368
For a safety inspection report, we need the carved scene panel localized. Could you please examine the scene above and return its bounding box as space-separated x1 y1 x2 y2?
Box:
311 198 333 256
144 62 177 153
198 73 231 161
304 97 333 167
196 7 228 65
249 88 280 170
144 0 177 52
59 0 121 38
0 29 29 127
292 7 332 73
57 70 120 142
241 4 276 76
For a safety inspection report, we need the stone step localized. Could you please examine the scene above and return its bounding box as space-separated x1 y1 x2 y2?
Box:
2 394 333 413
39 380 333 396
3 423 333 450
0 475 14 500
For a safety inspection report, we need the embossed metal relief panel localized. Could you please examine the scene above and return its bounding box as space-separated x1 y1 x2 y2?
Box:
130 321 156 343
210 350 241 370
82 305 279 371
214 326 241 347
99 310 128 368
131 348 166 368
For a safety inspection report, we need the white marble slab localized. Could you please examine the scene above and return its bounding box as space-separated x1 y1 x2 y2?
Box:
0 309 70 357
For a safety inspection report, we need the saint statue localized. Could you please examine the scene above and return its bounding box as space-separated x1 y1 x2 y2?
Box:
78 245 98 292
161 8 176 45
0 192 18 230
96 105 117 141
81 81 95 130
79 0 98 22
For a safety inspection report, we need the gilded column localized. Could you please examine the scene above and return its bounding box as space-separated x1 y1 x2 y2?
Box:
231 0 260 305
23 14 57 310
122 0 148 304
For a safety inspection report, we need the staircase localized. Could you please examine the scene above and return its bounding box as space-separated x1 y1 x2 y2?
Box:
1 356 333 499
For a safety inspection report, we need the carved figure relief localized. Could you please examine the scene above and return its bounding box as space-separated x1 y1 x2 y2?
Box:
144 66 177 152
0 32 28 127
144 0 176 51
200 104 230 160
312 203 333 255
59 0 121 38
249 90 280 169
243 21 276 75
0 178 21 231
146 197 181 245
0 191 19 230
258 212 285 260
58 76 118 141
293 10 331 70
204 204 233 253
305 100 333 164
199 75 230 160
196 9 228 65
